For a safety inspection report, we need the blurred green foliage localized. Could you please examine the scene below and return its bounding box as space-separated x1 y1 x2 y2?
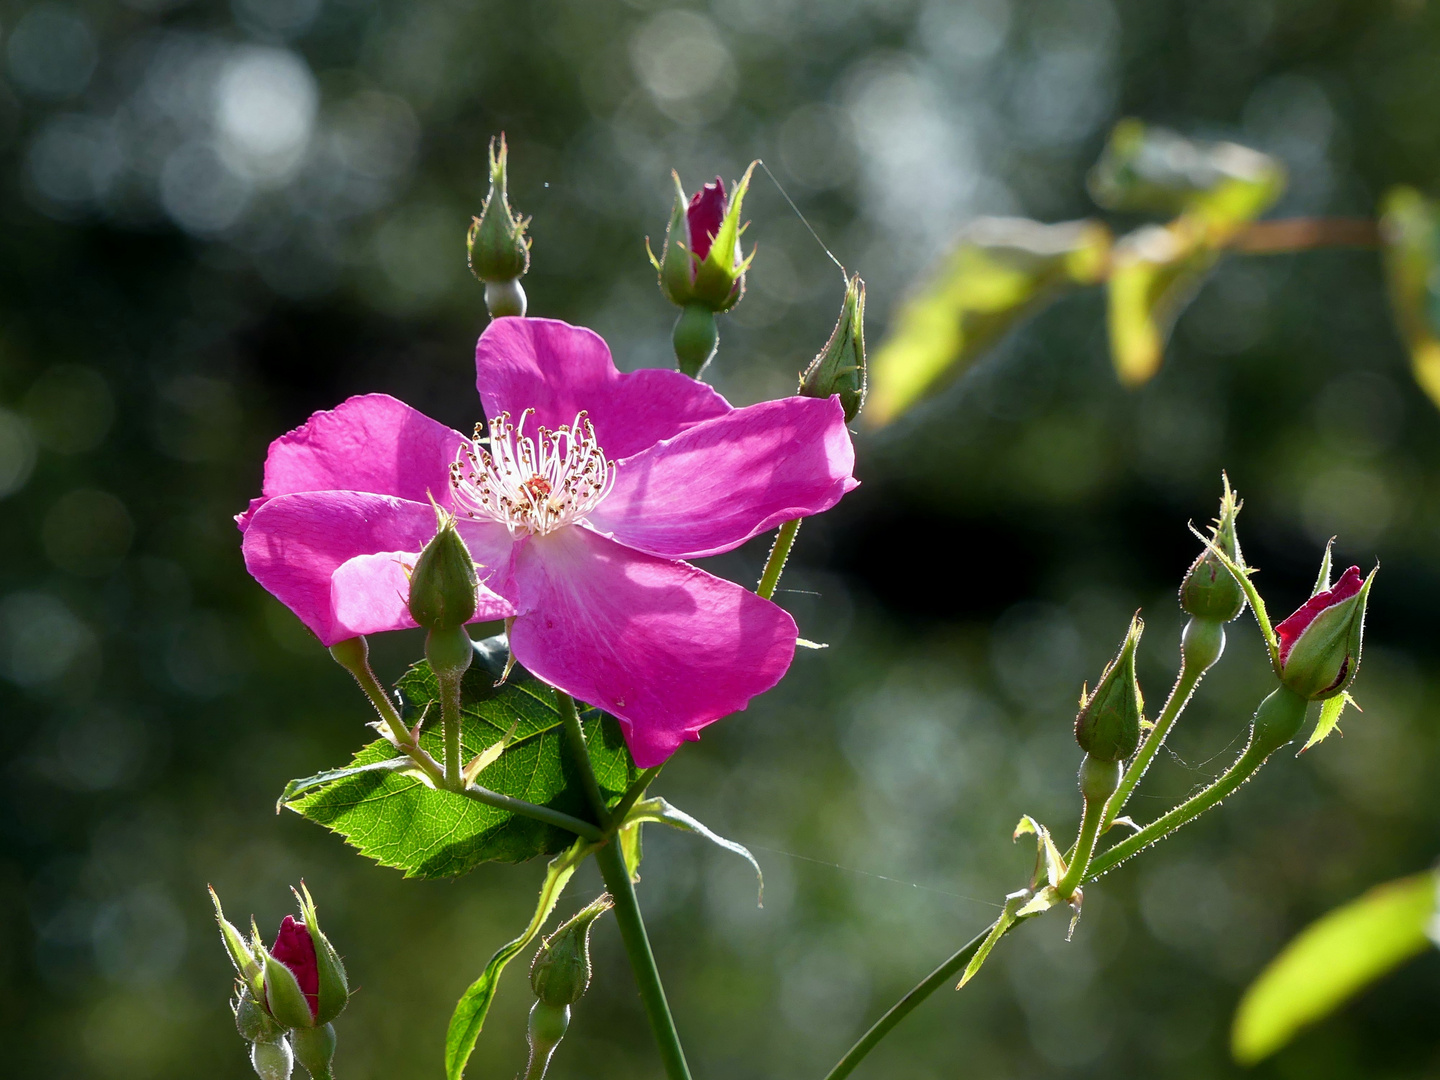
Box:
5 2 1440 1080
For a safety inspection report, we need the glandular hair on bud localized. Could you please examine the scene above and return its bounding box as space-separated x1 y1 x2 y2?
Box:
799 273 867 423
1074 615 1145 762
250 1037 294 1080
408 512 478 632
530 895 613 1007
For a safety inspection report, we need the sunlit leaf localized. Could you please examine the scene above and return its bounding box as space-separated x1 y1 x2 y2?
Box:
1300 691 1357 753
284 636 638 877
1014 814 1066 889
1096 120 1284 385
868 217 1111 425
1380 186 1440 410
1231 872 1438 1064
444 838 592 1080
958 891 1026 988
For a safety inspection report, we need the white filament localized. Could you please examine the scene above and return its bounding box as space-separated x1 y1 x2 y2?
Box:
451 409 614 536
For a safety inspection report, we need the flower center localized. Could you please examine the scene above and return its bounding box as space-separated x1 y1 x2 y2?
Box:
451 409 614 536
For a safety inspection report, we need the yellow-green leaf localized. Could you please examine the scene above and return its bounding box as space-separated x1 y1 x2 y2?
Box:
868 217 1110 425
1231 872 1438 1064
1380 186 1440 410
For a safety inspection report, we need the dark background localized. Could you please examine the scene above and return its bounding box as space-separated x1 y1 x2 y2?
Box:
3 0 1440 1077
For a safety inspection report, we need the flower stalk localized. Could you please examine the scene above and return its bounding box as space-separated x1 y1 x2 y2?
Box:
756 519 802 600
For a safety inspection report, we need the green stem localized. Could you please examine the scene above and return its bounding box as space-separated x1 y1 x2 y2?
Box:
1100 657 1206 835
595 839 694 1080
440 671 463 789
555 690 608 825
1057 756 1119 898
1088 685 1306 879
757 519 802 600
605 766 664 839
822 921 1001 1080
457 784 602 841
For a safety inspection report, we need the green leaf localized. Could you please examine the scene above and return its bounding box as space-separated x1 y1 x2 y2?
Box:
1013 815 1066 890
1232 872 1438 1064
1380 186 1440 411
868 217 1111 425
626 796 763 906
958 891 1026 988
444 838 592 1080
275 757 415 812
284 641 639 878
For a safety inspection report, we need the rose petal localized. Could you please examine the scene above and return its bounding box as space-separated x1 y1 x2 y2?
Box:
585 395 857 559
687 176 726 261
243 491 511 646
1275 565 1364 665
507 526 797 768
271 915 319 1019
475 318 731 459
237 394 467 531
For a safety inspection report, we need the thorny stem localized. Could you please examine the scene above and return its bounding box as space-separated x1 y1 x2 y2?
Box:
757 519 802 600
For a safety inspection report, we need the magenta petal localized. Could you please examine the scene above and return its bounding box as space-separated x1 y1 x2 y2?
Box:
686 176 726 260
475 318 731 459
271 915 319 1020
1275 565 1365 665
507 527 797 768
586 395 857 559
242 491 510 645
236 394 467 531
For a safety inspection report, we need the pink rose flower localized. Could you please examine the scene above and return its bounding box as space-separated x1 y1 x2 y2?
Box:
271 915 320 1021
686 176 726 261
238 317 857 766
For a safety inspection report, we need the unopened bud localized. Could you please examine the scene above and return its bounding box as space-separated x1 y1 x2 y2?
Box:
1074 615 1145 762
409 511 478 633
799 274 867 422
250 1037 294 1080
530 894 613 1007
468 134 530 316
1180 476 1246 623
291 1023 337 1080
236 989 282 1043
1275 563 1375 701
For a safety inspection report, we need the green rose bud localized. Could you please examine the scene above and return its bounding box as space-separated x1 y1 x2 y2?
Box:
799 273 867 423
408 511 479 633
530 894 613 1007
250 1037 294 1080
467 133 531 317
1074 614 1145 762
1180 476 1246 623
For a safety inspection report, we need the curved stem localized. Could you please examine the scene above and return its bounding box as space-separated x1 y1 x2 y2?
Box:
757 519 802 600
595 840 693 1080
821 921 1001 1080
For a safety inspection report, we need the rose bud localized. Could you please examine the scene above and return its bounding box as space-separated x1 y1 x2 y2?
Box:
1074 614 1145 762
467 133 531 318
1275 563 1376 701
263 886 351 1031
530 894 613 1007
649 164 758 377
249 1037 294 1080
1180 476 1246 625
409 510 479 680
800 273 867 423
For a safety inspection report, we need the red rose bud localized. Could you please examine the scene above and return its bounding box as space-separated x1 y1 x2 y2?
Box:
1074 614 1145 762
687 177 726 261
268 916 320 1026
1275 564 1375 700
